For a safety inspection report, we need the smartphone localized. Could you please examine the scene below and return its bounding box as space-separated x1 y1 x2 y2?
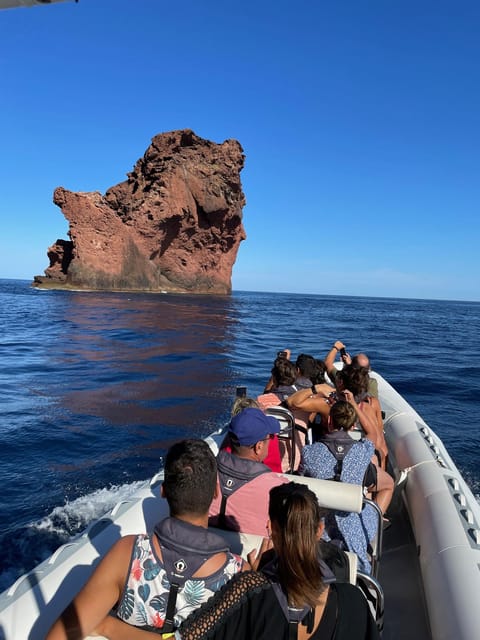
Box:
236 386 247 398
339 348 347 357
328 391 337 405
277 350 288 358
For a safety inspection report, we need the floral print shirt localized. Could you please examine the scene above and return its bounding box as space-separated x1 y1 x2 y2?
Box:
117 533 243 630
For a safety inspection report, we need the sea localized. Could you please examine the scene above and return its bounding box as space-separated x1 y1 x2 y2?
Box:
1 278 479 592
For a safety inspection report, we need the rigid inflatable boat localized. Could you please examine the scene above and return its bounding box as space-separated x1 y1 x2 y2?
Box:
0 372 479 640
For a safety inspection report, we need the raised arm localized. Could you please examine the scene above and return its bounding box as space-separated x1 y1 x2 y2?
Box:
324 341 347 377
342 390 378 447
263 348 291 392
286 384 332 417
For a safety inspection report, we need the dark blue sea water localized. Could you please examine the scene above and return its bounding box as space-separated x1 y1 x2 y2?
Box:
1 278 479 591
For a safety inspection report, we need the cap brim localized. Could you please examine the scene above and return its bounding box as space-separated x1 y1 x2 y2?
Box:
266 415 281 434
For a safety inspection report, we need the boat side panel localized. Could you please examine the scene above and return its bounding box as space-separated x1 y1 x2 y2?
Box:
378 375 480 640
422 546 480 640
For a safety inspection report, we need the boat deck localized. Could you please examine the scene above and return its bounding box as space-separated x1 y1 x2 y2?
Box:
380 484 432 640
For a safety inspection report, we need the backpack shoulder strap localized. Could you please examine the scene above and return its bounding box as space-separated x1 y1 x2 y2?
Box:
216 453 271 525
261 555 320 640
154 517 229 632
317 432 355 481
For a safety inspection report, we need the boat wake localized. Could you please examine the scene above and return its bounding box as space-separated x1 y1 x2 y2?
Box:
0 479 146 593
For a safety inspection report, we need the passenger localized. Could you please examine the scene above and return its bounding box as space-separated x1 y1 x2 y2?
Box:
208 408 288 535
332 367 393 516
285 358 333 438
311 358 328 385
178 482 380 640
228 397 282 472
336 365 388 467
257 357 310 471
258 356 299 404
262 348 291 392
351 354 379 397
263 350 318 391
231 395 261 415
325 340 378 398
308 359 334 400
294 352 318 388
327 345 384 451
46 439 246 640
299 399 390 573
285 368 356 438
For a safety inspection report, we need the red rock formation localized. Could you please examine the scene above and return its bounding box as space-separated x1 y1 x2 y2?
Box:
33 130 246 294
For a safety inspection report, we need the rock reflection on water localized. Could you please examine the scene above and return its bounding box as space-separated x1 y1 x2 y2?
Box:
46 290 241 474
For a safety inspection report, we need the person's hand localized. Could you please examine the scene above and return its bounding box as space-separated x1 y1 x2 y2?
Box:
343 389 357 407
314 384 335 398
247 537 272 571
333 341 345 350
341 352 352 365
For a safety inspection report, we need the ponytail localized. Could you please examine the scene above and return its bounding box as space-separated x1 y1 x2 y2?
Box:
269 483 327 608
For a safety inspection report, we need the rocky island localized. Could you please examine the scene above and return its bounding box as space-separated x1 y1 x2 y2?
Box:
33 129 246 294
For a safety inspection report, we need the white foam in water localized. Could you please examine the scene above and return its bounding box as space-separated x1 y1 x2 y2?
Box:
0 479 151 593
32 480 148 539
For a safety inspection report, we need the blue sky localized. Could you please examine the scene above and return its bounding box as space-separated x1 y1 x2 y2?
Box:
1 0 479 301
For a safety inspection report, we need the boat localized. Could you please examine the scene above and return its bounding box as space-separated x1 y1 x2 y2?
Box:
1 371 479 640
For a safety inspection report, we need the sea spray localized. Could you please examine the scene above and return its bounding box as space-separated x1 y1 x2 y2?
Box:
0 480 146 592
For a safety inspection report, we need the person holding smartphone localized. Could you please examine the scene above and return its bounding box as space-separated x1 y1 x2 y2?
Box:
324 341 378 399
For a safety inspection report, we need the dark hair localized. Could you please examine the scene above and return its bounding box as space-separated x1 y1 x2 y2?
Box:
269 482 327 608
163 439 217 517
310 359 327 385
271 358 297 386
295 353 316 379
329 400 356 431
337 364 369 399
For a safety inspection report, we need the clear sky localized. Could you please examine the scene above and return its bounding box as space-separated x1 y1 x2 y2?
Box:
1 0 479 301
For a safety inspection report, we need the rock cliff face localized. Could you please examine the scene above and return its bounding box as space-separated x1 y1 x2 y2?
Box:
33 130 246 294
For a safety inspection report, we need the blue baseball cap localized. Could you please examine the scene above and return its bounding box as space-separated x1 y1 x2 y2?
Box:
229 408 280 446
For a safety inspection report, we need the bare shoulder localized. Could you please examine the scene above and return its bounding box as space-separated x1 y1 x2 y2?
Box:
94 534 137 577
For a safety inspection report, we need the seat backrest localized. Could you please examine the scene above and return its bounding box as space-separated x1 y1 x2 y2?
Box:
265 406 307 472
356 570 385 631
265 405 295 438
362 497 384 577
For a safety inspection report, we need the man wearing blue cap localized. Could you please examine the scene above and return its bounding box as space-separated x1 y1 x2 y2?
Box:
209 408 288 536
